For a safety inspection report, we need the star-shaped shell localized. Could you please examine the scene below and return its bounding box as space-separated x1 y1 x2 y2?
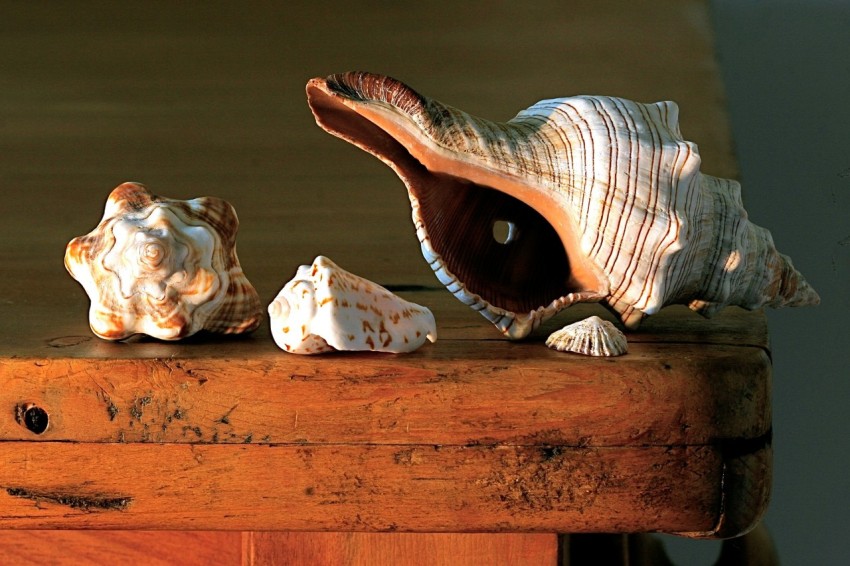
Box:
307 72 820 338
268 256 437 354
65 182 262 340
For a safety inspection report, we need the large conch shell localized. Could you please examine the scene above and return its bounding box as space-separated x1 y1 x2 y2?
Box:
307 72 819 337
65 182 262 340
268 255 437 354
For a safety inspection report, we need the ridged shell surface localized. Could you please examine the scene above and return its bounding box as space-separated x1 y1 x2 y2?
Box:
307 72 820 337
65 182 262 340
268 256 437 354
545 316 628 357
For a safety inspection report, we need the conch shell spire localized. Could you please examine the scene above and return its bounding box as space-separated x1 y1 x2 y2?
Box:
307 72 819 336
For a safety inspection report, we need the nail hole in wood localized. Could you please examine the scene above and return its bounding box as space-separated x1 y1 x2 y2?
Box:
19 404 49 434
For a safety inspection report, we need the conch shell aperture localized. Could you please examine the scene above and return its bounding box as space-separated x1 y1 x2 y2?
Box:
65 182 262 340
307 72 819 337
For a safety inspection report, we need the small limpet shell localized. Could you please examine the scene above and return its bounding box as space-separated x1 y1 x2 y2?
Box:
64 182 262 340
546 316 628 357
268 256 437 354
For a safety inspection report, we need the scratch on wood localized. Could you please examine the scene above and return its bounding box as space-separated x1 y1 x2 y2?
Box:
174 360 208 384
182 425 203 438
216 404 239 425
47 336 92 348
393 448 425 466
129 394 152 422
190 444 204 464
476 446 614 513
5 487 132 512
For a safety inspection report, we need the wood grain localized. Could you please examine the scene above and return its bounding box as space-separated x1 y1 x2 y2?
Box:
0 442 728 533
0 531 241 566
0 292 770 358
0 531 557 566
244 533 558 566
0 339 770 446
0 529 779 565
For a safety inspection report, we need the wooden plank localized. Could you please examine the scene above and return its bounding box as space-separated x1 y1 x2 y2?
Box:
0 531 241 566
0 530 557 565
0 442 729 533
0 343 770 446
701 443 773 539
243 532 559 566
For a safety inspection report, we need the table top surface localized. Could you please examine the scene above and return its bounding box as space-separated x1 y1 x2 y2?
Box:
0 1 772 537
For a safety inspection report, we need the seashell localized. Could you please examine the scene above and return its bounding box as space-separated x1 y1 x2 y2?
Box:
306 72 820 337
65 182 262 340
268 255 437 354
545 316 628 357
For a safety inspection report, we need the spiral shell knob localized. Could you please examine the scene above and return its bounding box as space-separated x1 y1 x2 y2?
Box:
65 182 262 340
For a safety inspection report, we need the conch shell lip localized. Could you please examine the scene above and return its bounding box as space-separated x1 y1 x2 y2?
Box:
307 74 609 337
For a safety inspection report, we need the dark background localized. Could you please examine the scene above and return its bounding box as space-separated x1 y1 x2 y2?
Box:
664 2 849 564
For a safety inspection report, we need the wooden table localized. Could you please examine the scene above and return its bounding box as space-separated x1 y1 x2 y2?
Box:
0 1 774 564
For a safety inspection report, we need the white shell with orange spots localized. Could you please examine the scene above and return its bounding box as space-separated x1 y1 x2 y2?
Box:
268 256 436 354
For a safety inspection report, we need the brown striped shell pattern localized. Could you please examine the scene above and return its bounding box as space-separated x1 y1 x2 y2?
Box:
65 182 262 340
307 72 820 338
